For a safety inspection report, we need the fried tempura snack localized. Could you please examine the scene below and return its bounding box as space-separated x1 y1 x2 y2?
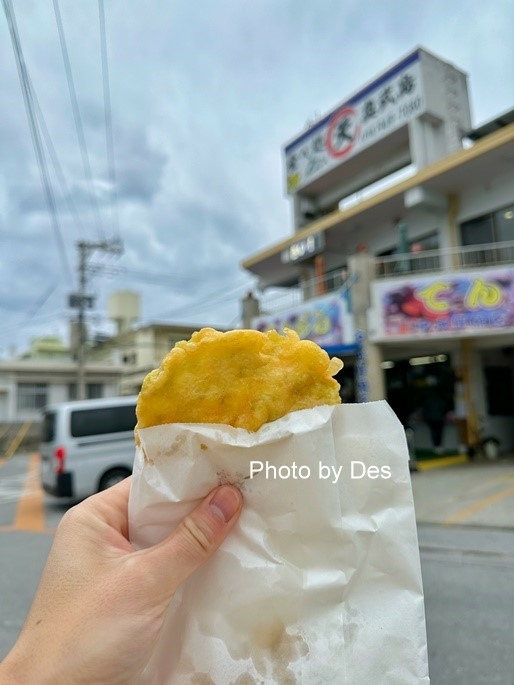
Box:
136 328 343 433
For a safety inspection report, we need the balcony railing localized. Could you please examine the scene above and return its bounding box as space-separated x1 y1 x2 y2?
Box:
259 241 514 314
375 240 514 279
259 269 351 315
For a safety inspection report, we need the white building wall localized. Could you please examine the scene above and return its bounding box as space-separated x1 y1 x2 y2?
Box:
135 329 156 368
0 374 16 421
457 171 514 223
0 390 9 421
103 383 120 398
0 367 123 423
48 385 69 405
348 208 446 257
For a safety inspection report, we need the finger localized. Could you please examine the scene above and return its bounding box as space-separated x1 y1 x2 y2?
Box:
141 484 243 600
80 476 132 538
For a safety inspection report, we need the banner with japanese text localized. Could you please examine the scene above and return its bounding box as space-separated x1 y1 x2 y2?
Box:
372 269 514 339
284 51 424 193
252 292 355 348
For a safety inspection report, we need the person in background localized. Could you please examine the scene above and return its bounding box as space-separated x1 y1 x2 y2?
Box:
422 376 450 454
452 370 469 455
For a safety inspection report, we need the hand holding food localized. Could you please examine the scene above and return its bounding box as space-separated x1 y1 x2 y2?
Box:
0 479 242 685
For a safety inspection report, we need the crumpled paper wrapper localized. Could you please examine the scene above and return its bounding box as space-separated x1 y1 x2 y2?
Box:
129 401 430 684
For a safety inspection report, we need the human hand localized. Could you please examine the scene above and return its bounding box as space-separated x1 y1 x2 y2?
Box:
0 478 243 684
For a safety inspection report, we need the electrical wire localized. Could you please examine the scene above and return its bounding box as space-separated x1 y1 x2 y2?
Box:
3 4 256 350
27 72 88 240
98 0 120 242
24 283 59 319
52 0 105 240
120 268 254 290
140 279 255 322
2 0 73 283
0 309 69 337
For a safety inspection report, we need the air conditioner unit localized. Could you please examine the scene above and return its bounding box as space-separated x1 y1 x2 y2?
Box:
404 186 448 212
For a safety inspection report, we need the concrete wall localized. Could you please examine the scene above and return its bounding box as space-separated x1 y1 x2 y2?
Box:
457 171 514 224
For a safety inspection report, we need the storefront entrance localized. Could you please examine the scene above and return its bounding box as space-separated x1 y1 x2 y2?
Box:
384 353 457 456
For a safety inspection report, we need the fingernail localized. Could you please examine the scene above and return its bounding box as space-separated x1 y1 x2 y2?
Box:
209 486 242 523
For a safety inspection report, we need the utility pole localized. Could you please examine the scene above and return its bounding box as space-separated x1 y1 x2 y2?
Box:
70 238 123 400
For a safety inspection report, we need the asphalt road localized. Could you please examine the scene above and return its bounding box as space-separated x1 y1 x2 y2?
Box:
418 524 514 685
1 453 514 684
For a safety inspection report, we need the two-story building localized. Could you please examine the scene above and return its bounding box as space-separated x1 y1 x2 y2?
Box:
242 47 514 455
0 290 221 430
88 321 212 396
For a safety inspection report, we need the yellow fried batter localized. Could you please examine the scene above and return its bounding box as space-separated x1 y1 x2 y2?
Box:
136 328 343 433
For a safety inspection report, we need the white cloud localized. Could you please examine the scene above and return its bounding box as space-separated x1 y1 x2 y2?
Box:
0 0 513 356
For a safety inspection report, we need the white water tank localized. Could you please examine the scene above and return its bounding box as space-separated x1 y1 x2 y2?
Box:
108 291 141 334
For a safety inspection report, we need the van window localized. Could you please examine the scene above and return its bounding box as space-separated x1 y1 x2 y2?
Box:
42 411 56 442
70 405 136 438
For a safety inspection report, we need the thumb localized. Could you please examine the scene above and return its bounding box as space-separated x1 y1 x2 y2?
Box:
141 484 243 601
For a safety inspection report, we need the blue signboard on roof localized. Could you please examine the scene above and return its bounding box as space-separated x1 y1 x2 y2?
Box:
284 50 424 193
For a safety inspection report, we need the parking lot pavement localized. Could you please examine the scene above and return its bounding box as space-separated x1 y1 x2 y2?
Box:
0 453 75 658
0 454 57 659
0 452 60 534
411 458 514 528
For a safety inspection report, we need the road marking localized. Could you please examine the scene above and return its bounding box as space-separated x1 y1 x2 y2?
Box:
444 485 514 524
0 421 32 463
0 473 41 503
13 454 45 532
417 455 469 471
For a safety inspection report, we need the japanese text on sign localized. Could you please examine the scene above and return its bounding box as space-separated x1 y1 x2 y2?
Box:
252 293 354 348
375 271 514 338
284 52 424 194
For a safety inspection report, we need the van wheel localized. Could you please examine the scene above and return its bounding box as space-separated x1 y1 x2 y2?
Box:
99 468 130 491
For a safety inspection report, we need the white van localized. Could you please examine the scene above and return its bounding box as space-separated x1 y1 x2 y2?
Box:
40 396 138 500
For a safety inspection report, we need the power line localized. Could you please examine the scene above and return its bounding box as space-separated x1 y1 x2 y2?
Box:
121 268 254 290
0 309 69 337
52 0 105 240
27 73 88 240
24 282 60 321
2 0 73 283
98 0 120 241
141 279 254 321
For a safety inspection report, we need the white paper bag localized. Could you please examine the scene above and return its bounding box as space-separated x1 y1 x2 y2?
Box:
129 401 430 684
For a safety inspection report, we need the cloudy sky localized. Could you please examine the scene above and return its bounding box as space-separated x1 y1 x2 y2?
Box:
1 0 513 357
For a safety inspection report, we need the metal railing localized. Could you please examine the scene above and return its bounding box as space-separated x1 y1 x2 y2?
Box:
259 241 514 314
375 240 514 279
259 269 351 315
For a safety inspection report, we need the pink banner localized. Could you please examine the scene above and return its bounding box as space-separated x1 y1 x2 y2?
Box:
375 269 514 337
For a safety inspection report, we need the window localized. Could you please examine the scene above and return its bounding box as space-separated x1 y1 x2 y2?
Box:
42 411 56 442
461 204 514 245
68 384 104 401
377 231 440 258
376 232 440 276
17 383 47 411
87 384 103 399
484 366 514 416
70 404 137 438
494 205 514 243
460 214 494 246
